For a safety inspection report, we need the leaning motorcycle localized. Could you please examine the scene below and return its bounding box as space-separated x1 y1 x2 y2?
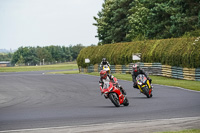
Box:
99 77 129 107
136 74 153 98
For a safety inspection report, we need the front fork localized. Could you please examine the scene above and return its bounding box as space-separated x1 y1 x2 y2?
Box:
137 80 152 94
114 88 124 104
146 80 152 89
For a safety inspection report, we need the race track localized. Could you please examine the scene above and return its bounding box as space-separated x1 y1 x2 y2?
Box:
0 71 200 131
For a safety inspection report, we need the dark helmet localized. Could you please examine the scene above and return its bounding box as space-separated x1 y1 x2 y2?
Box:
102 58 106 62
100 70 107 79
133 64 139 72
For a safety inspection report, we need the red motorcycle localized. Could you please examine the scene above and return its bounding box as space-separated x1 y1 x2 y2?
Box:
99 77 129 107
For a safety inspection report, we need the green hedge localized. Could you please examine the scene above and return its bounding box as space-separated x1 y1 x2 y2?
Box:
77 37 200 68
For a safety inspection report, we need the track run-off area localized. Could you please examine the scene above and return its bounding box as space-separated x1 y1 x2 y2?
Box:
0 71 200 132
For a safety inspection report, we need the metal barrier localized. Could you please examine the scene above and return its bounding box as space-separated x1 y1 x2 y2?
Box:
79 63 200 81
195 68 200 81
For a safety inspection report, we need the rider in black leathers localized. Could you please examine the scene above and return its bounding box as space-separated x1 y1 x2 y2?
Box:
100 58 110 70
132 63 152 89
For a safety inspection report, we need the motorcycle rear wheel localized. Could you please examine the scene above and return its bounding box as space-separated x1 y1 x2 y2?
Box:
109 93 120 107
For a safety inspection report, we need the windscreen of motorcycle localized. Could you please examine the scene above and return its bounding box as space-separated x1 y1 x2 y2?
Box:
136 74 147 84
103 65 108 68
103 81 110 89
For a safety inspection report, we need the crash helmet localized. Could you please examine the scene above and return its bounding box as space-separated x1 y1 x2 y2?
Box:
133 64 139 72
100 70 107 79
102 58 107 63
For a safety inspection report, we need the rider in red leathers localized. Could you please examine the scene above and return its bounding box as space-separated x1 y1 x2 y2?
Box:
99 70 126 95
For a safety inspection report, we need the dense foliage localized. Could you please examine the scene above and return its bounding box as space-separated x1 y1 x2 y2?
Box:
0 53 13 61
77 37 200 68
94 0 200 44
11 44 84 66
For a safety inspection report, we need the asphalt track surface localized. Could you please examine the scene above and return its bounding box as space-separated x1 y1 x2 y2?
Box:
0 71 200 132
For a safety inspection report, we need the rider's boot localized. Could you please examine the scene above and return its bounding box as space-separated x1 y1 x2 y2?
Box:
133 83 139 89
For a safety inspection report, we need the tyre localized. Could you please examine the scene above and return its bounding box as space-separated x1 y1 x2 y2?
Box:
123 97 129 106
142 86 150 98
109 93 120 107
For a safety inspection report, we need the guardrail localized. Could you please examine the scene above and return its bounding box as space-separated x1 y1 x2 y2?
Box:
79 63 200 81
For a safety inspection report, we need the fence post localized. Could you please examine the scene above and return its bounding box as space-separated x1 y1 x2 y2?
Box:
110 65 115 73
195 68 200 81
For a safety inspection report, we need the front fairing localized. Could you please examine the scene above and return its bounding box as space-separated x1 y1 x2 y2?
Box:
136 74 147 85
100 81 124 105
103 65 111 74
136 74 147 92
101 82 113 94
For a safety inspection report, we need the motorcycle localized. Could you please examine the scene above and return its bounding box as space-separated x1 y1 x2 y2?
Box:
102 65 111 74
99 77 129 107
136 74 153 98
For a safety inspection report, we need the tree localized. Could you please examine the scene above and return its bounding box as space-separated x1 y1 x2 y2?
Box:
16 55 25 65
36 47 52 64
11 47 23 65
109 0 133 43
169 0 200 37
0 53 13 61
69 44 85 60
93 0 115 45
126 0 149 41
62 46 72 62
144 0 200 39
11 45 84 65
94 0 200 42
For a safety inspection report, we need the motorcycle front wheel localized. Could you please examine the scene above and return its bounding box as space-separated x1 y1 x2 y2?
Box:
142 86 150 98
123 97 129 106
109 93 120 107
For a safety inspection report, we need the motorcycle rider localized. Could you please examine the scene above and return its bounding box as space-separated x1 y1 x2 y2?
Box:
100 58 110 70
99 70 126 95
132 63 152 89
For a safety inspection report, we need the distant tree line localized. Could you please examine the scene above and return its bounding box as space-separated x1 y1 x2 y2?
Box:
10 44 84 66
94 0 200 45
0 53 13 61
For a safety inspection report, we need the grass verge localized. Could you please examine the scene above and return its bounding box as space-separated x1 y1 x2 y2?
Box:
0 63 78 72
84 72 200 91
155 129 200 133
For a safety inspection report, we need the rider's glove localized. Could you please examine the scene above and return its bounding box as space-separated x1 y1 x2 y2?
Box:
147 77 152 83
111 79 115 83
99 81 103 86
